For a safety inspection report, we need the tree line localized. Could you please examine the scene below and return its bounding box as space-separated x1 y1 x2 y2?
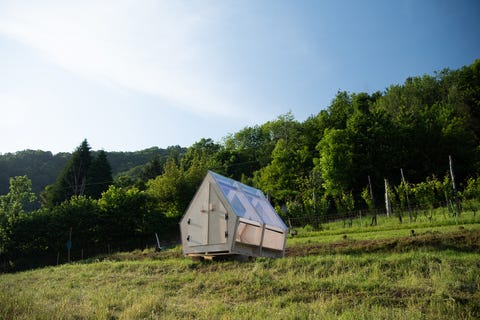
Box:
0 146 187 202
1 59 479 271
0 139 210 271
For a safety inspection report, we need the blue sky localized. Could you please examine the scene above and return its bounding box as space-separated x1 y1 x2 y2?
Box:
0 0 479 153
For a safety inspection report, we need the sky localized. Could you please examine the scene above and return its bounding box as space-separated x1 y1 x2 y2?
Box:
0 0 479 154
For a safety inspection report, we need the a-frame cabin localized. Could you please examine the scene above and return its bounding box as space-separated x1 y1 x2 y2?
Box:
180 171 288 259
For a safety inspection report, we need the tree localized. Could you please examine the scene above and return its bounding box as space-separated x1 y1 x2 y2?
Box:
0 176 37 264
42 140 93 206
147 159 188 218
220 125 269 180
261 112 302 145
253 139 302 203
327 91 353 129
139 156 163 182
41 140 113 206
315 128 353 198
64 139 92 197
301 111 330 153
181 138 221 170
0 176 37 222
87 150 113 198
97 185 155 248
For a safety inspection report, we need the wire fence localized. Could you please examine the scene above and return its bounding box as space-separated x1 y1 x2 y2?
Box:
285 199 479 229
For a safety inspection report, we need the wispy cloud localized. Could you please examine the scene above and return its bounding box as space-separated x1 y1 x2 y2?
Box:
0 0 245 119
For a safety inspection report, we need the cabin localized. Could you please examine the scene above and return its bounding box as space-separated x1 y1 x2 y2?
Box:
180 171 288 259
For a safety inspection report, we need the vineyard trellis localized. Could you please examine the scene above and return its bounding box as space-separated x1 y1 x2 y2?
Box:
286 198 479 229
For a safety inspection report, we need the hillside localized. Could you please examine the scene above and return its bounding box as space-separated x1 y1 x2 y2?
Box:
1 60 479 276
1 208 479 319
0 146 186 196
1 60 479 210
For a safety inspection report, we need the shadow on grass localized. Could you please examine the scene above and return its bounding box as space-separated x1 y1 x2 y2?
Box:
285 228 480 257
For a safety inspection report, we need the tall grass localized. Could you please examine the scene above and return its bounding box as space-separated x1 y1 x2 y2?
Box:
1 242 479 319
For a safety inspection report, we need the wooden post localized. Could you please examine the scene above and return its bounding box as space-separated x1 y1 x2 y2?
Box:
313 191 319 229
259 224 266 257
57 252 60 265
444 190 452 215
384 178 392 217
368 175 377 226
368 175 375 209
449 155 461 216
400 168 413 222
155 233 161 251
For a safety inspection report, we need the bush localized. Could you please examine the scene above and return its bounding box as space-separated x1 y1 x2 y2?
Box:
462 177 480 200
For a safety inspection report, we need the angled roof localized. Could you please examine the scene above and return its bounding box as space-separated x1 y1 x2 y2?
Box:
209 171 288 231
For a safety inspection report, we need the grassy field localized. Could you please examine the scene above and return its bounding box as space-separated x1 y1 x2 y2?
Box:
1 208 479 319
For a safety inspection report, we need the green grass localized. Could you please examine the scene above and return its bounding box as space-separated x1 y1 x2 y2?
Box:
1 208 479 319
289 223 480 246
289 206 480 245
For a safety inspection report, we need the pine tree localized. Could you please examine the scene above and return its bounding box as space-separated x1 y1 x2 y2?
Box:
87 150 113 198
41 139 113 207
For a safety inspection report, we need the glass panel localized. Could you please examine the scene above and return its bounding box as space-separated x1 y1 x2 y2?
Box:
246 194 287 230
217 181 235 199
256 201 288 229
210 171 287 231
230 194 246 216
235 191 262 222
239 183 262 197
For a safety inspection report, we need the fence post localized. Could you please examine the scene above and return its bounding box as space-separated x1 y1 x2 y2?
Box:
400 168 413 222
368 175 377 226
384 179 392 217
449 155 461 216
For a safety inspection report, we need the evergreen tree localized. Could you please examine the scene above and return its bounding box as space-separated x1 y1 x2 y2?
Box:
41 140 113 207
87 150 113 198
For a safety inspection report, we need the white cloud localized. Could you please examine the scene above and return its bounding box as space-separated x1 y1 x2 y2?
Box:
0 0 246 119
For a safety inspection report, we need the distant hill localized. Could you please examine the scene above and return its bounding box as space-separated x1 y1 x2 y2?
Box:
0 146 186 196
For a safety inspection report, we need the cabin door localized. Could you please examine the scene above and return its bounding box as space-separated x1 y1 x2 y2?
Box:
208 185 228 245
186 182 209 246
